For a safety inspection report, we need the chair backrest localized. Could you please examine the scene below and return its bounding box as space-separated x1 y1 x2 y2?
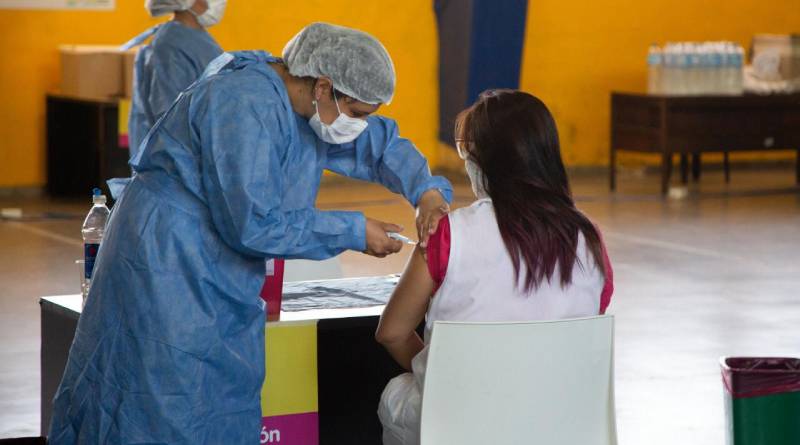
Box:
420 315 616 445
283 258 343 282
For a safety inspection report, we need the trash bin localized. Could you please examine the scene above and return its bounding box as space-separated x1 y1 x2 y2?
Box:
721 357 800 445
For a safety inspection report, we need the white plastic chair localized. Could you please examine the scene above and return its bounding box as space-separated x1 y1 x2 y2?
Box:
419 316 616 445
283 257 343 282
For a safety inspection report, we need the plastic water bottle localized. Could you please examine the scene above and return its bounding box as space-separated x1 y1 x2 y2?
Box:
81 188 110 304
699 43 716 94
651 41 745 96
709 43 724 94
721 43 733 94
718 42 744 95
662 44 677 94
647 44 663 94
730 46 744 95
675 44 691 95
687 43 702 95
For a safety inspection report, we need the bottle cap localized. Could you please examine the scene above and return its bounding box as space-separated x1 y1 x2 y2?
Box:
92 188 107 205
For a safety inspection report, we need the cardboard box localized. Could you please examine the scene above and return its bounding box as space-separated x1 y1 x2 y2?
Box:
122 48 138 99
59 45 124 99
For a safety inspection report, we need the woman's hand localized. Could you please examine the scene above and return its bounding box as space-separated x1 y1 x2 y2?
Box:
415 189 450 248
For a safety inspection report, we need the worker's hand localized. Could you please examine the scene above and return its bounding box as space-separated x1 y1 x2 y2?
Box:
364 218 404 258
415 189 450 249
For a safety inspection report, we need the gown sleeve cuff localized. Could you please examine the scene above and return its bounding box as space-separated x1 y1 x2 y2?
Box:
317 210 367 253
411 177 454 207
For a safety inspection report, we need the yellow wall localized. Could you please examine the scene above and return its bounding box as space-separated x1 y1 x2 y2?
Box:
520 0 800 166
0 0 439 187
1 1 799 187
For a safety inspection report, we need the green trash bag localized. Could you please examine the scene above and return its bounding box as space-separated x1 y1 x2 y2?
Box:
721 357 800 445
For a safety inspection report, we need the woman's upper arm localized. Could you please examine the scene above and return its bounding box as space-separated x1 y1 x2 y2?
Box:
376 246 436 343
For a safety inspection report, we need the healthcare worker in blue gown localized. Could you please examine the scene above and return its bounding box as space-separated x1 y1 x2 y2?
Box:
48 22 453 444
124 0 225 162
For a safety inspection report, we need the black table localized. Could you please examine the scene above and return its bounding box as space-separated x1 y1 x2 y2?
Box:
610 92 800 194
40 276 407 445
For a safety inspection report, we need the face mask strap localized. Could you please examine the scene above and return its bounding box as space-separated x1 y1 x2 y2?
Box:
311 82 342 118
332 88 342 115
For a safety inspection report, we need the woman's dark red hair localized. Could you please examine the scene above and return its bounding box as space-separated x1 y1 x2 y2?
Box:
455 89 605 291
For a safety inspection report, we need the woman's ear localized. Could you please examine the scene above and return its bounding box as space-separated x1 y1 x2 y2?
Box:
310 79 321 102
314 77 334 101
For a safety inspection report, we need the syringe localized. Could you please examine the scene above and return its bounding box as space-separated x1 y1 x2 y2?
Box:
386 232 417 245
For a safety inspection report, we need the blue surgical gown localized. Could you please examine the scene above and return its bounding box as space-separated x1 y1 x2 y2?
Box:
128 21 222 161
47 51 453 445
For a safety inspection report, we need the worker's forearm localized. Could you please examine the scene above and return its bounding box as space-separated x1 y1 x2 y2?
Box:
382 332 425 371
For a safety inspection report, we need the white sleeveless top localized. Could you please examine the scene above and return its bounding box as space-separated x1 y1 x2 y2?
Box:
378 199 611 445
423 198 605 342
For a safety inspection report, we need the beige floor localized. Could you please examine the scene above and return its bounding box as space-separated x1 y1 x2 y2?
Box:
1 167 799 443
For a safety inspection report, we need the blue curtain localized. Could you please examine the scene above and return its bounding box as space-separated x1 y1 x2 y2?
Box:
435 0 529 145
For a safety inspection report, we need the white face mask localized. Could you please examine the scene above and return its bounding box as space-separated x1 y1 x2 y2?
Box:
465 160 489 199
191 0 226 28
309 90 368 144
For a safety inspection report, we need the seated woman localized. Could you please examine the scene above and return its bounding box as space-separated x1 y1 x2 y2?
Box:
375 90 614 445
